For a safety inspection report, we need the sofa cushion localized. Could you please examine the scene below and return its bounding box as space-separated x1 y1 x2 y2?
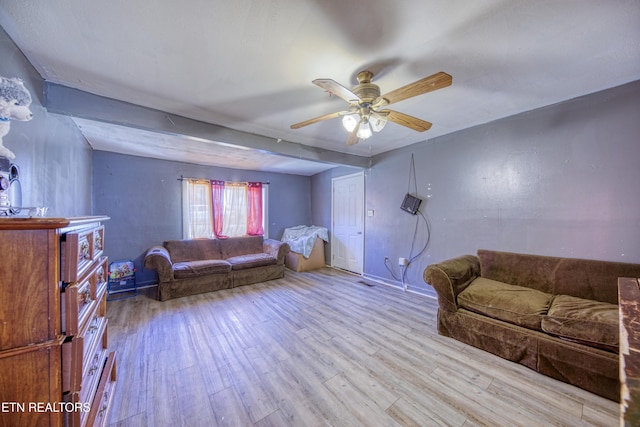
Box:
226 253 277 271
219 236 264 259
477 250 558 294
457 277 553 331
164 239 223 263
173 259 231 279
553 258 640 305
541 294 618 351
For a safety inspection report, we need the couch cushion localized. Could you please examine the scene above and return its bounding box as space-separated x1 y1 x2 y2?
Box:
219 236 264 259
164 239 223 263
541 294 618 351
457 277 553 331
553 258 640 305
226 253 277 271
477 249 559 294
173 259 231 279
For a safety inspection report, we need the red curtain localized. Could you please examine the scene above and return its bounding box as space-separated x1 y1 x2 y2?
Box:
210 180 227 239
247 182 264 236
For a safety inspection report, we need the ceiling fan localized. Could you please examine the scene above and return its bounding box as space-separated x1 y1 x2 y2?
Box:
291 70 452 145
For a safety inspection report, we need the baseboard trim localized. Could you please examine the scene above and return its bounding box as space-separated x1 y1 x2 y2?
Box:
324 267 436 299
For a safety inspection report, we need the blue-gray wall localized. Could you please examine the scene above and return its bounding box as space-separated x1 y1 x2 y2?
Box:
93 151 312 285
312 80 640 294
5 21 639 294
1 26 92 215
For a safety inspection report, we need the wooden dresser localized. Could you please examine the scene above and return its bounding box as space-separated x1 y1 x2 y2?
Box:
0 216 116 427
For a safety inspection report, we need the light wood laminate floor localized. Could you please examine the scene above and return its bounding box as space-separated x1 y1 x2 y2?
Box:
105 268 618 426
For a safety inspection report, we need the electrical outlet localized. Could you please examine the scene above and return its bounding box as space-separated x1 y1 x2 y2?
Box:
398 257 408 266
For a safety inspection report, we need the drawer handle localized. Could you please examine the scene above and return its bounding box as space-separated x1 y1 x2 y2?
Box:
98 392 109 417
88 316 99 333
80 241 91 261
81 289 93 304
89 354 100 375
94 232 103 251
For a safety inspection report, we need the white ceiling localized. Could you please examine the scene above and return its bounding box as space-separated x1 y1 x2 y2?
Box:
1 1 639 175
72 117 337 175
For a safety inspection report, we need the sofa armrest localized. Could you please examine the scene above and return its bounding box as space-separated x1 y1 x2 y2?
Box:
424 255 480 312
263 239 290 265
144 246 174 283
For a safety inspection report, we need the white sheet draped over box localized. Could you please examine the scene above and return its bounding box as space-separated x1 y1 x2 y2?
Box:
281 225 328 272
281 225 329 259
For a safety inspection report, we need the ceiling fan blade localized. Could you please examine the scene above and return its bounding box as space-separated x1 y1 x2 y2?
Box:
346 123 360 145
313 78 360 103
381 109 432 132
378 71 452 106
290 111 344 129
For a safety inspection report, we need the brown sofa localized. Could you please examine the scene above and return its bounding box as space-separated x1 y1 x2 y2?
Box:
144 236 290 301
423 249 640 402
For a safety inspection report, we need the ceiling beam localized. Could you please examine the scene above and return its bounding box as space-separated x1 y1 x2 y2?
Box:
43 82 370 169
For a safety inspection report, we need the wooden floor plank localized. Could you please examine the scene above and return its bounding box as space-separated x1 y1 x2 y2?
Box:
209 386 254 427
323 372 402 427
386 396 455 427
275 356 363 426
173 365 218 426
106 268 618 426
260 367 326 426
212 325 279 423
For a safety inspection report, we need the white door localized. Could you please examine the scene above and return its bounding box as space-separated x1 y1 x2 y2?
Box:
331 172 364 274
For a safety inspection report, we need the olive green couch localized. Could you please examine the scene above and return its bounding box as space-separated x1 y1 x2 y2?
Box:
424 249 640 402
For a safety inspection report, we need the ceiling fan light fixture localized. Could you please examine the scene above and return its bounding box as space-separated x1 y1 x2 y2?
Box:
370 115 387 132
356 119 372 139
291 71 452 146
342 114 359 132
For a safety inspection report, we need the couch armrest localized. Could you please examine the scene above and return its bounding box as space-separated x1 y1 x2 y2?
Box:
144 246 174 283
263 239 290 265
424 255 480 312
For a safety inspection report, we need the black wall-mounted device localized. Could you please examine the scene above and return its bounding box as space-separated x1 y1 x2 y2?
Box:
400 193 422 215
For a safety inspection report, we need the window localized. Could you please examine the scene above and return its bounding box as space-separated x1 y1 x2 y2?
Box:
221 182 248 237
182 179 268 239
182 179 213 239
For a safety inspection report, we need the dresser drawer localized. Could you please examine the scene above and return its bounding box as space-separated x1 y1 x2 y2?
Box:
80 342 108 408
62 315 107 394
61 225 105 283
93 227 105 260
65 351 115 427
62 276 108 394
62 277 94 336
86 351 117 427
62 257 108 335
62 335 81 394
91 257 108 301
82 315 107 376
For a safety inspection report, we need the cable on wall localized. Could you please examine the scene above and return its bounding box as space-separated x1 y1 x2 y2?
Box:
384 154 432 290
